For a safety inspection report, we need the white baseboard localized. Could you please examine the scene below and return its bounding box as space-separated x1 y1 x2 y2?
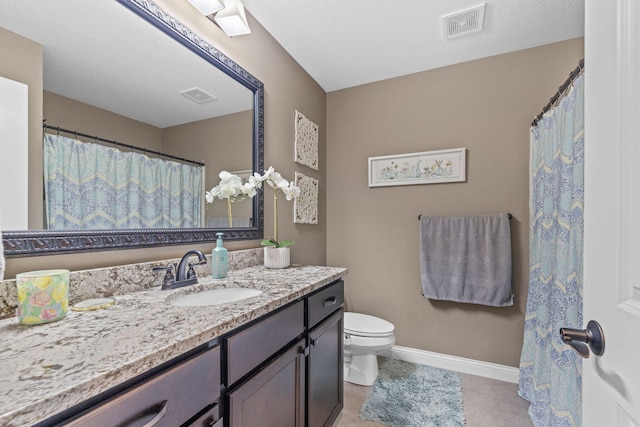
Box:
389 345 520 384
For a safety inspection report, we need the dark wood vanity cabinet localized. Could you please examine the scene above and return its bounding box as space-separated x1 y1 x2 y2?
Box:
64 345 222 427
41 279 344 427
225 279 344 427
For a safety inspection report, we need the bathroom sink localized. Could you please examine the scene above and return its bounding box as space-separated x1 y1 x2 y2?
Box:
169 287 263 307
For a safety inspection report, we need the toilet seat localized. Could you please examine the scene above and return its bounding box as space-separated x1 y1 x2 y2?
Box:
344 312 394 338
343 312 396 386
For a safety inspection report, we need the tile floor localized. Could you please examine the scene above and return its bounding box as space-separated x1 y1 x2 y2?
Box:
335 365 533 427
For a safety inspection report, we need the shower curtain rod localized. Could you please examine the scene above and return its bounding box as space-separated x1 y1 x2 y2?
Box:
532 58 584 127
42 123 205 167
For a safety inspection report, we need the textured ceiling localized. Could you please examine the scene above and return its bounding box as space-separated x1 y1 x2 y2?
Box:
0 1 584 125
242 0 585 92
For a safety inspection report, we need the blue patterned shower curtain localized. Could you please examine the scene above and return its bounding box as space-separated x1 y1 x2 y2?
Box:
518 73 584 427
44 133 204 229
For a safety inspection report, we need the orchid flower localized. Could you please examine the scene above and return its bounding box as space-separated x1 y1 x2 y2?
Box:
259 167 300 248
205 167 299 242
241 173 264 198
206 171 249 227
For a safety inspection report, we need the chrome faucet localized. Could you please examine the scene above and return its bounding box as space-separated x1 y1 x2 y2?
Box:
153 250 207 290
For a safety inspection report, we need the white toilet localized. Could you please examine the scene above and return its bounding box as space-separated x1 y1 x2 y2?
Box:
343 312 395 386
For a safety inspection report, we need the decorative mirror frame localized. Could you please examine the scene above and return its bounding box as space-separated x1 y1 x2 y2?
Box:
2 0 264 257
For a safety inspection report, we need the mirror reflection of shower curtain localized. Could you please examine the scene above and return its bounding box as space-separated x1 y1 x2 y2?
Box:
43 133 203 229
518 73 584 427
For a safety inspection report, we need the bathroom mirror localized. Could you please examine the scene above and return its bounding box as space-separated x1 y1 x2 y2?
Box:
0 0 264 256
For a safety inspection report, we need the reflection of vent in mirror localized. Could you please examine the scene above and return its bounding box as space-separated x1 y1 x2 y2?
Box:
442 3 485 39
180 87 217 104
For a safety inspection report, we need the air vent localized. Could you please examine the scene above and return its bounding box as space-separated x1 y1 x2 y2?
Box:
179 87 217 104
442 3 486 40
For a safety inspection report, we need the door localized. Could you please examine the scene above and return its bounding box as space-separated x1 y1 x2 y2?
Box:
584 0 640 425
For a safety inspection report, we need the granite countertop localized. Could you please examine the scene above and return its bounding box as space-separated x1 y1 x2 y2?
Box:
0 264 348 427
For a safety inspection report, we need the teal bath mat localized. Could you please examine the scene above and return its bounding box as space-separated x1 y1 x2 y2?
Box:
359 357 466 427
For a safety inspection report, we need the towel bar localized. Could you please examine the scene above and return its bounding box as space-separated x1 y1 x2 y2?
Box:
418 213 513 220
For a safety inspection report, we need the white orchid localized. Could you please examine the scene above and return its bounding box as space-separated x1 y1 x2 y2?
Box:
205 167 300 240
241 172 265 198
206 171 244 201
206 171 251 227
259 167 300 248
282 182 301 201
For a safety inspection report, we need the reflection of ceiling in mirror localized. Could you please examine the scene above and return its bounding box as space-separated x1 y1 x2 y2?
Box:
0 0 253 128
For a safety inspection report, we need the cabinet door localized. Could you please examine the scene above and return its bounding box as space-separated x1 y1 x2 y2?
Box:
307 309 343 427
227 339 306 427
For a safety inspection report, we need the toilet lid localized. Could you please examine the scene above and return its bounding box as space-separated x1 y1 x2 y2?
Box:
344 312 395 337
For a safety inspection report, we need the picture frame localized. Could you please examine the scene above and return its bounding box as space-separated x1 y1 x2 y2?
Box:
368 148 466 187
293 171 318 224
294 110 319 170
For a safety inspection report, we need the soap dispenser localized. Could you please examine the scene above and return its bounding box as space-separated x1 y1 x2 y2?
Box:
212 232 228 279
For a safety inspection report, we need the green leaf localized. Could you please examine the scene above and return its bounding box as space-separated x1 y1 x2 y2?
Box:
261 239 278 247
279 240 296 247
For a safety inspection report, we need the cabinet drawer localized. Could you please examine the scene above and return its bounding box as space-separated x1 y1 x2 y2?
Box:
307 280 344 329
66 346 220 427
226 300 304 386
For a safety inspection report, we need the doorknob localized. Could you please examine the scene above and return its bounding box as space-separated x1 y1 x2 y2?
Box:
559 320 605 358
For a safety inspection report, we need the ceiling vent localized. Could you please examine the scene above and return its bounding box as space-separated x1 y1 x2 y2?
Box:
179 87 217 104
442 3 486 40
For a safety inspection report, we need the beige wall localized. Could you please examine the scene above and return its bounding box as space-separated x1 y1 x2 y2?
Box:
44 92 163 151
163 110 254 221
326 38 584 367
4 4 327 277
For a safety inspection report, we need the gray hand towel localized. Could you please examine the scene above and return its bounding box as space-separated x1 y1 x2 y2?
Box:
419 214 513 307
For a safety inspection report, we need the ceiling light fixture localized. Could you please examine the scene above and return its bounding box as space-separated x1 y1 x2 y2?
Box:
186 0 224 16
211 0 251 37
187 0 251 37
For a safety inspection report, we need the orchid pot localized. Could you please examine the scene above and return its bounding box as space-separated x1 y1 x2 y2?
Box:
263 246 291 269
259 167 300 268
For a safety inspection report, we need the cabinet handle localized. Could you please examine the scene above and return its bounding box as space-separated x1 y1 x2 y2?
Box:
323 296 337 308
140 400 168 427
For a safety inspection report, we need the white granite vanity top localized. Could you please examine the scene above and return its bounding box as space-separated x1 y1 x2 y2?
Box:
0 264 347 427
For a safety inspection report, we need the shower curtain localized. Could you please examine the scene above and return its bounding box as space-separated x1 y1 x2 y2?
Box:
44 133 204 229
518 73 584 427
